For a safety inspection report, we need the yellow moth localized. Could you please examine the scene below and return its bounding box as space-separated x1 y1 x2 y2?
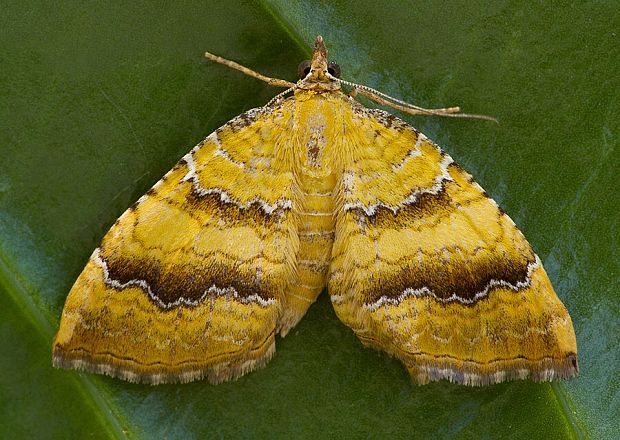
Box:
53 36 578 385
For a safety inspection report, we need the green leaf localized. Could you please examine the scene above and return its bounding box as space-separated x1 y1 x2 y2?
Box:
1 1 617 438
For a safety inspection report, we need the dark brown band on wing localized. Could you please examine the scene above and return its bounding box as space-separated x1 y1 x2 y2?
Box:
142 179 289 234
373 183 455 229
100 251 277 309
183 188 290 226
363 252 535 305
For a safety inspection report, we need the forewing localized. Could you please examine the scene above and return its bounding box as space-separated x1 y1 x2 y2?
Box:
53 103 300 384
329 106 578 385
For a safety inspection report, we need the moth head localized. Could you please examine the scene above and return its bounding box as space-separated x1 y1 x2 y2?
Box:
297 36 341 91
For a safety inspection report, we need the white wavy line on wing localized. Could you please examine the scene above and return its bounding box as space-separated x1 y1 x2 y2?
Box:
181 151 292 215
343 153 454 215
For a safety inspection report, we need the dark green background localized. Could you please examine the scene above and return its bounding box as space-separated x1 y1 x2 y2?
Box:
1 1 618 438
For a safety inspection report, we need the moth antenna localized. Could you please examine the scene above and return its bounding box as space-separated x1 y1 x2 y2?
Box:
266 85 297 107
335 76 498 123
205 52 295 88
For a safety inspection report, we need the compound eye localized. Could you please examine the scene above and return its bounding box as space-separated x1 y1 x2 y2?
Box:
297 60 311 79
327 61 341 78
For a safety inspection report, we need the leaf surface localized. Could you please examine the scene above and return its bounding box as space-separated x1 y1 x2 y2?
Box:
1 1 617 438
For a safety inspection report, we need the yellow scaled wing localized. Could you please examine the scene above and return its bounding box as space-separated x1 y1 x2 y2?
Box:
53 106 301 384
329 104 578 385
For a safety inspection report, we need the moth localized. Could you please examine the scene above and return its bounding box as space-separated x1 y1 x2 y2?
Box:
53 36 578 385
